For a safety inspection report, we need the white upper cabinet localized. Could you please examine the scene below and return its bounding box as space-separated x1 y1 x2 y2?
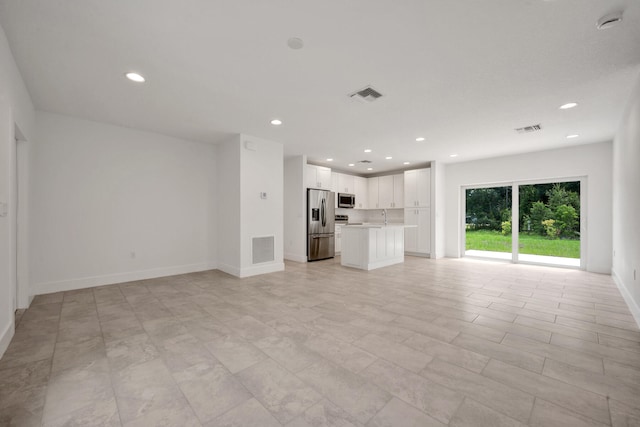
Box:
306 165 332 190
332 172 367 209
372 174 404 209
354 176 368 209
378 175 393 208
393 174 404 208
404 168 431 207
368 177 380 209
331 172 341 194
337 173 355 194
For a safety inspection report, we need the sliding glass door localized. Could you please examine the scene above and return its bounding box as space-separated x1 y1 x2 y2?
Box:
464 178 584 268
517 182 581 267
465 186 513 261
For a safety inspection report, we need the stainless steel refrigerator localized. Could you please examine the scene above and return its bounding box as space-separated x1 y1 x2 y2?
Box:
307 188 335 261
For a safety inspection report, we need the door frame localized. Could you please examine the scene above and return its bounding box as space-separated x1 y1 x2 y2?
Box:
13 124 30 309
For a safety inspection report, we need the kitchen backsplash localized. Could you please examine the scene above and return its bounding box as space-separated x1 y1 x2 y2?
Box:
336 208 405 223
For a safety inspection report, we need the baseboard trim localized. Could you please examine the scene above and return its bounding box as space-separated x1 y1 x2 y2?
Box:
239 262 285 278
217 262 241 278
33 262 214 295
405 251 431 258
612 268 640 329
0 319 15 360
284 252 307 263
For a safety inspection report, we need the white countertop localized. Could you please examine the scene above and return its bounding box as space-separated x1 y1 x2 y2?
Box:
342 223 416 229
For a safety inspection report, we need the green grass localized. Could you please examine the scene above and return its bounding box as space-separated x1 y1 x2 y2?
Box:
466 230 580 258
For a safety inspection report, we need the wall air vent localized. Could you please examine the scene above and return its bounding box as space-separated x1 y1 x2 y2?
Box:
515 124 542 134
349 86 383 102
252 236 275 264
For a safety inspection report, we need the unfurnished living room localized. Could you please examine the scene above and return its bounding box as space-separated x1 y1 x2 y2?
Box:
1 1 639 427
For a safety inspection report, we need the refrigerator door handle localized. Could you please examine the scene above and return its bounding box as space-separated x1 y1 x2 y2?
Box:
321 198 326 227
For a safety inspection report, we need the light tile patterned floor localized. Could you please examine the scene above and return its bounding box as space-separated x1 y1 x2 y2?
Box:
1 257 639 426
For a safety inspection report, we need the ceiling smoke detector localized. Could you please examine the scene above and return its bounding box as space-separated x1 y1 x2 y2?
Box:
597 12 623 29
287 37 304 49
515 124 542 134
349 86 383 102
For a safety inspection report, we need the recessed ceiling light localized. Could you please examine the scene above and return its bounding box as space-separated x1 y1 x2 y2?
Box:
270 119 282 126
367 167 373 171
449 154 458 158
326 158 333 162
566 134 579 139
348 163 355 167
364 149 372 153
287 37 304 50
403 162 411 165
385 156 392 160
560 102 578 110
125 72 145 83
415 137 425 142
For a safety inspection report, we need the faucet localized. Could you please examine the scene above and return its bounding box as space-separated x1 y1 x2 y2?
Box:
382 209 388 225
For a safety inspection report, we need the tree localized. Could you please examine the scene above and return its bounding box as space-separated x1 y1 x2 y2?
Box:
465 187 511 230
547 184 580 213
555 204 578 237
529 201 551 236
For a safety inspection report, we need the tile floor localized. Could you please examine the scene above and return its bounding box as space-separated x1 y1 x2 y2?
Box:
1 257 639 426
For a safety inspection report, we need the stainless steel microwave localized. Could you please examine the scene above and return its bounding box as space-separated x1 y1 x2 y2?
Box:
338 193 355 208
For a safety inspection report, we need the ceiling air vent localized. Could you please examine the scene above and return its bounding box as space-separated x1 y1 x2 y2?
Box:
515 124 542 134
358 160 373 164
349 86 383 102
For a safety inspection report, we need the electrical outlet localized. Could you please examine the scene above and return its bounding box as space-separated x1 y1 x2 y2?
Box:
131 251 136 259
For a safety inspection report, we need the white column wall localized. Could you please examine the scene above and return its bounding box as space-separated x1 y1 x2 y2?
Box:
216 135 242 276
239 135 284 276
217 134 284 277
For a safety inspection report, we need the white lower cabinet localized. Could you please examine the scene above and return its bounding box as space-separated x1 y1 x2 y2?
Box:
335 224 342 254
341 225 405 270
404 208 431 256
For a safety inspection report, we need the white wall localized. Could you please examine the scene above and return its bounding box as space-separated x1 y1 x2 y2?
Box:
284 155 307 262
444 142 613 274
432 161 446 258
217 134 284 277
612 77 640 325
31 112 217 294
0 24 35 357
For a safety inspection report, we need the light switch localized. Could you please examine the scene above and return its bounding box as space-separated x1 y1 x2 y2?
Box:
260 192 267 199
0 202 7 217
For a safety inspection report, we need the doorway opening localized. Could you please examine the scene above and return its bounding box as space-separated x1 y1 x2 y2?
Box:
464 178 584 268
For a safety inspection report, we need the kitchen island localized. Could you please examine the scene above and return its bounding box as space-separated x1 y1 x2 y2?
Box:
341 224 414 270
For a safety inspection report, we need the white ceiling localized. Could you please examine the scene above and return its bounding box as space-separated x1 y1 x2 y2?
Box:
1 0 639 175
